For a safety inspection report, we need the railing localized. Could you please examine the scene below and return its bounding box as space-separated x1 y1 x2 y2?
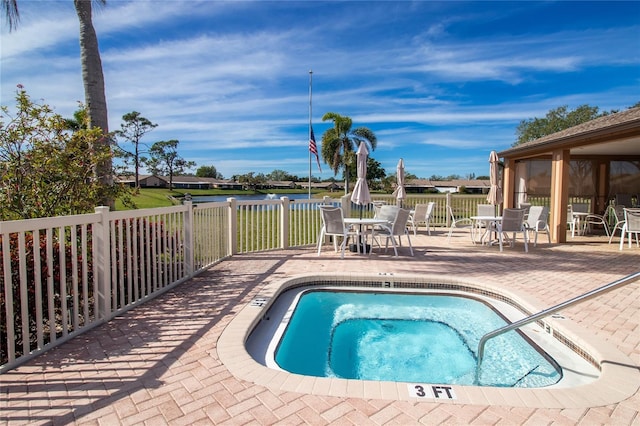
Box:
340 193 490 228
475 271 640 380
0 193 495 372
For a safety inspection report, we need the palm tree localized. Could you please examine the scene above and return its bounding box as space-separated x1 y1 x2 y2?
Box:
3 0 113 204
320 112 377 194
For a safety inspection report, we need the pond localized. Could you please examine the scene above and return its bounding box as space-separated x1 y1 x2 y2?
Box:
190 193 321 203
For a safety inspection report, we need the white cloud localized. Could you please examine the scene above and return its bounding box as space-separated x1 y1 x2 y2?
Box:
2 1 638 179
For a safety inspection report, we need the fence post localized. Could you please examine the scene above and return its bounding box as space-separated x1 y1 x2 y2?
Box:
227 198 238 255
340 193 351 217
280 196 290 249
446 193 452 227
93 206 111 320
184 201 194 276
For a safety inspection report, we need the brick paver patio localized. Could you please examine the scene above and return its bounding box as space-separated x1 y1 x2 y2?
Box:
1 230 638 425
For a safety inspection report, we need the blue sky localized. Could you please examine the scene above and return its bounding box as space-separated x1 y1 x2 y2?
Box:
2 1 639 180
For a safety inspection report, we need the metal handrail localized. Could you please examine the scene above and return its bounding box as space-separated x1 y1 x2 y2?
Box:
476 271 640 372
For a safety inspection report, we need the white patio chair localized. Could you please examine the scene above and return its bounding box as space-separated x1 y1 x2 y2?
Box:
619 208 640 250
518 202 532 213
567 205 576 237
584 211 610 236
374 204 399 224
374 204 402 243
524 205 550 246
446 206 474 243
497 208 528 252
372 201 386 217
409 202 435 235
317 207 357 258
608 205 627 244
372 208 414 257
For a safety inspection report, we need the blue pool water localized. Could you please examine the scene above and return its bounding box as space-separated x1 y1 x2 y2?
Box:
274 290 561 387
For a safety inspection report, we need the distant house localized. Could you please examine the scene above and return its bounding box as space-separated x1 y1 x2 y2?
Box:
297 181 344 191
116 174 168 188
265 181 297 190
212 180 244 190
169 176 219 190
116 175 243 190
404 179 491 194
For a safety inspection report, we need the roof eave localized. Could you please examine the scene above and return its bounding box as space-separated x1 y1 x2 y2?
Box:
498 118 640 159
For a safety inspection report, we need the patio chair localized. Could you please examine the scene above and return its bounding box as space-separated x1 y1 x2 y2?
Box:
317 207 357 258
446 205 474 243
619 208 640 250
607 205 627 244
374 204 402 242
524 205 550 246
372 201 386 215
409 202 435 235
372 208 414 257
584 211 610 237
374 204 399 223
497 208 528 252
518 202 532 212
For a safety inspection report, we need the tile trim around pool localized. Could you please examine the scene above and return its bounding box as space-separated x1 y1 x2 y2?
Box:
217 272 639 409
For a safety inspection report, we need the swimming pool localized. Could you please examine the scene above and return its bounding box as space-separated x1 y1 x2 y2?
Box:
218 273 639 408
271 290 561 387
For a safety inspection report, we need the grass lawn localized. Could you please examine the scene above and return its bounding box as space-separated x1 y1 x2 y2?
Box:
116 188 340 210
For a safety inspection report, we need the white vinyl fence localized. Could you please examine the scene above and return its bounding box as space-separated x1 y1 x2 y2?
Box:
1 193 490 372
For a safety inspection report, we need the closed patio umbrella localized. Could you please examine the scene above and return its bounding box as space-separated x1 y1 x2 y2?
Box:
392 158 406 207
350 142 372 251
487 151 503 213
351 142 372 212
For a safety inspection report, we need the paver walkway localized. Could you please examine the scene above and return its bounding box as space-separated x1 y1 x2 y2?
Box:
1 230 639 425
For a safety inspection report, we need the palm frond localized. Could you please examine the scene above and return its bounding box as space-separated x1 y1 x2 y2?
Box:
2 0 19 31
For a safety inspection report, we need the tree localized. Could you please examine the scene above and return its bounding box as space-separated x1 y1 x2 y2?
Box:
115 111 157 189
429 174 461 181
267 169 297 182
3 0 113 205
514 105 607 146
0 86 126 220
237 172 266 190
346 157 386 190
320 112 377 194
196 165 223 179
146 140 195 190
63 105 89 131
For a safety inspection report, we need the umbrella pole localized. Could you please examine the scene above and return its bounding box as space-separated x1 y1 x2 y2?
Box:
359 205 365 252
350 205 369 253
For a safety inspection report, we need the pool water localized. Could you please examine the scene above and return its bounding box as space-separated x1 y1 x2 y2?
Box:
274 290 561 387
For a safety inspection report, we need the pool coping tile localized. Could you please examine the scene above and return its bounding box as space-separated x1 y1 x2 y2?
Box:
218 272 640 409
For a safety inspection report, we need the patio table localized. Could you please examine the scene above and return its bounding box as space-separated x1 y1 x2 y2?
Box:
344 218 389 254
470 215 502 245
572 211 589 236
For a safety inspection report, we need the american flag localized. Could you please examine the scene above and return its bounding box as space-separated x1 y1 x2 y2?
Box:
309 126 322 172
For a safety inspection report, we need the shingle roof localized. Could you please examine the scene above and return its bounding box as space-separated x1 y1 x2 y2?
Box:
498 106 640 157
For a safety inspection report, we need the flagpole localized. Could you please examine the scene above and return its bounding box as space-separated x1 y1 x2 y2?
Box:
308 69 313 199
